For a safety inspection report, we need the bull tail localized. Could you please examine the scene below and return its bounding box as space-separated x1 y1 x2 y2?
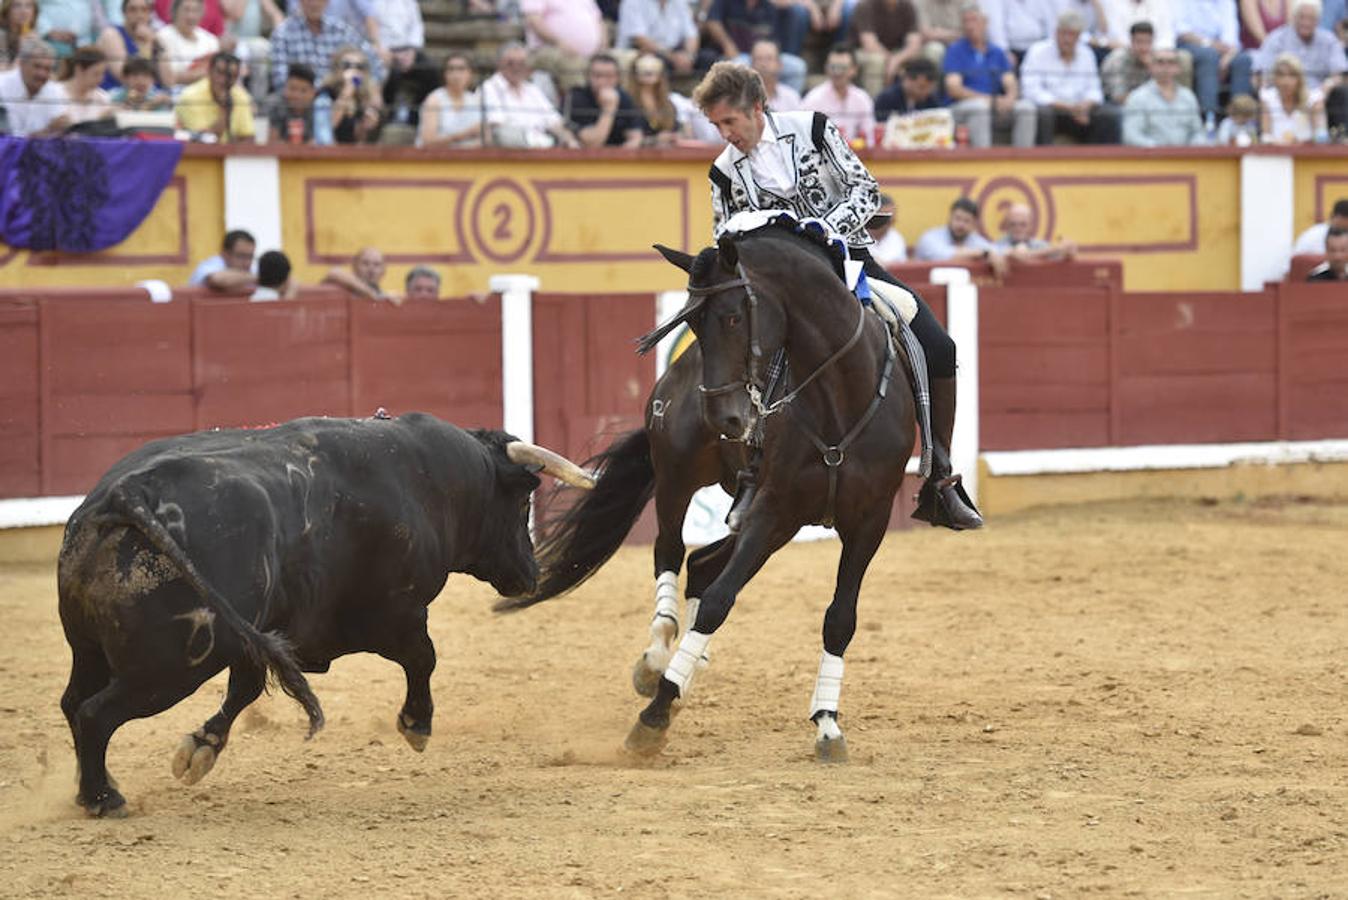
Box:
108 486 325 738
496 428 655 612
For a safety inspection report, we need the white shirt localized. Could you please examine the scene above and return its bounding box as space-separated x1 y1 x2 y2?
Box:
1103 0 1176 48
0 69 68 136
767 82 803 112
1020 38 1105 105
480 72 563 145
869 228 909 264
156 24 221 82
746 114 796 198
1293 222 1330 255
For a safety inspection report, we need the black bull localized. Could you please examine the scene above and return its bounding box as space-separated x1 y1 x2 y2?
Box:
57 413 592 817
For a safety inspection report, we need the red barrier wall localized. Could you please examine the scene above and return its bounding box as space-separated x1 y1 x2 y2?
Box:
0 288 504 497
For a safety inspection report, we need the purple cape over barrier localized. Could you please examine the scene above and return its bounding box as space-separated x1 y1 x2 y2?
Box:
0 136 184 253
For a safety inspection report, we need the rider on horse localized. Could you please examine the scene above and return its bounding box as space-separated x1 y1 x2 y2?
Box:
693 61 983 531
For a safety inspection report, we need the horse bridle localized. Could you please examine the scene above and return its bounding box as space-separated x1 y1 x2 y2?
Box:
692 263 868 425
688 262 895 527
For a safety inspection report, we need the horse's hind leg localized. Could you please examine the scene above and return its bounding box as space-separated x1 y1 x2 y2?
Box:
810 510 890 764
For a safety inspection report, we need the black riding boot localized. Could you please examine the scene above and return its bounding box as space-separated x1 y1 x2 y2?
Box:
912 375 984 530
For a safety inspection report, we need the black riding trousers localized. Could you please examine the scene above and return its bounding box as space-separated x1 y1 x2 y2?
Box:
852 249 957 379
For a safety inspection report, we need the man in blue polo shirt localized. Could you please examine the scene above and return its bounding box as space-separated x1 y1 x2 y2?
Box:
942 2 1036 146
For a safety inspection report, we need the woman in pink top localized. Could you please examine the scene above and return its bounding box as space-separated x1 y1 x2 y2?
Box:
1239 0 1289 49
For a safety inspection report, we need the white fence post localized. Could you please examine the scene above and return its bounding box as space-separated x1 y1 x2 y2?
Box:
930 267 980 504
1240 154 1294 291
223 156 282 253
491 274 539 444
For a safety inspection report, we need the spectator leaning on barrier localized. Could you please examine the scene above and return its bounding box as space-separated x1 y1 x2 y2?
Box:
481 41 578 148
0 36 70 136
850 0 922 96
1216 92 1261 141
270 0 384 93
265 61 316 143
615 0 700 77
995 201 1078 261
802 44 876 144
417 51 484 148
866 193 908 264
1123 45 1207 145
943 2 1037 148
1293 197 1348 253
914 197 1008 279
175 50 255 140
750 38 803 111
1176 0 1255 117
566 52 645 148
156 0 221 88
112 55 171 109
1308 227 1348 280
251 250 294 302
1022 10 1121 144
323 246 393 301
191 228 256 291
405 266 441 301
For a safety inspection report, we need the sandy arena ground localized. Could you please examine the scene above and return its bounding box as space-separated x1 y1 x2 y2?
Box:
1 496 1345 899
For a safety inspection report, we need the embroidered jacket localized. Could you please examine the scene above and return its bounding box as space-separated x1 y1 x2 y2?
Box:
709 110 881 248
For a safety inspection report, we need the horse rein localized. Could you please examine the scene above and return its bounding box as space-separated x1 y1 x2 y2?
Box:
688 264 895 527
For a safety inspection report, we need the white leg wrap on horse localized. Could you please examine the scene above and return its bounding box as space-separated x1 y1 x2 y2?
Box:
815 712 844 741
809 651 845 719
653 570 679 627
664 630 712 696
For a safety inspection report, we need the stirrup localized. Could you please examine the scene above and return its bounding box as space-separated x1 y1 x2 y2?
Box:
911 473 983 531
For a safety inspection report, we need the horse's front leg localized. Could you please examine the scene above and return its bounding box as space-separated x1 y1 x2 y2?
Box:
811 508 890 764
626 510 794 756
632 479 698 697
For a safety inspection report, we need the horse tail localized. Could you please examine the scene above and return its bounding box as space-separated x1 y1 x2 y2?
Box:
105 485 326 738
497 428 655 611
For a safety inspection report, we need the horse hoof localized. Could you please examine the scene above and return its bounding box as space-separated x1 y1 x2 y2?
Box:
397 714 431 753
80 788 128 818
815 735 849 764
624 719 669 757
632 653 664 698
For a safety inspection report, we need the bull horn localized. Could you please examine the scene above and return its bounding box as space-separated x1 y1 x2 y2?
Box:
505 441 596 490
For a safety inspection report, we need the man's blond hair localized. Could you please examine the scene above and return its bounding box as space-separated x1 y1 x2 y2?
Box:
692 61 768 114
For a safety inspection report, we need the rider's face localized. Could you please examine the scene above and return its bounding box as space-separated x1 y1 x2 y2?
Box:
705 100 766 154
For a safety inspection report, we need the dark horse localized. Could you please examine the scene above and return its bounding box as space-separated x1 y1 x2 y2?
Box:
501 225 917 761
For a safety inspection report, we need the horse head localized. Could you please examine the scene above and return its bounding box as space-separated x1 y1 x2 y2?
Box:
648 240 787 443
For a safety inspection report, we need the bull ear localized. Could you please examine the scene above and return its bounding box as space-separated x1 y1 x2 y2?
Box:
717 235 739 270
654 244 694 273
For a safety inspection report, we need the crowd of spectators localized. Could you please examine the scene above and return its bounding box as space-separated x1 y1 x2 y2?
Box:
0 0 1342 147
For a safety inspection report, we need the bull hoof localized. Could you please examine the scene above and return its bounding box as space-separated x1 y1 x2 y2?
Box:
624 719 669 757
814 735 849 764
632 652 665 698
171 733 219 785
397 714 431 753
79 787 128 818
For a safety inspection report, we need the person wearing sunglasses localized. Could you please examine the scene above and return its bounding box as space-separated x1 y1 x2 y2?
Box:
316 43 382 142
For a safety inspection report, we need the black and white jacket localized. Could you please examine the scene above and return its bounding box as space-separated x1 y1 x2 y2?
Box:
709 110 882 248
